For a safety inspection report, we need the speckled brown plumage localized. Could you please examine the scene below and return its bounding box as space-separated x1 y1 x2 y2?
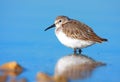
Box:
62 20 107 43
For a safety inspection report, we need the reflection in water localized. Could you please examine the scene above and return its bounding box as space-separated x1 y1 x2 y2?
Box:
0 61 27 82
0 54 106 82
55 54 105 80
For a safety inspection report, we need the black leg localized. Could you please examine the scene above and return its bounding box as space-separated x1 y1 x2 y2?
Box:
74 48 77 54
78 49 82 54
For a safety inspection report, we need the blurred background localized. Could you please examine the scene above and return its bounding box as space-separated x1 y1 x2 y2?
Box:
0 0 120 82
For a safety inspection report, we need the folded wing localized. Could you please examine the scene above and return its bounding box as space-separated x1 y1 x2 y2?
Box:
62 20 107 43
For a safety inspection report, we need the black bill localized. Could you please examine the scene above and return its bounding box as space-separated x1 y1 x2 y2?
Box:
44 24 55 31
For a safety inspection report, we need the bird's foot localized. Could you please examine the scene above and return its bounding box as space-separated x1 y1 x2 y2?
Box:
74 48 77 55
78 49 82 54
73 48 82 55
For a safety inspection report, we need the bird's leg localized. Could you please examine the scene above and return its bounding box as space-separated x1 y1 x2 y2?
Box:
78 49 82 54
74 48 77 54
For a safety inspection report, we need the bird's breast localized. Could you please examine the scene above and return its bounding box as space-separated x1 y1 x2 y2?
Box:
55 30 95 49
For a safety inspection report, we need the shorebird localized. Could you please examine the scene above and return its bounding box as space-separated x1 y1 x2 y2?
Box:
44 16 107 54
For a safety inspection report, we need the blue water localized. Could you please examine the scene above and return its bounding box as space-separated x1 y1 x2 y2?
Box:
0 0 120 82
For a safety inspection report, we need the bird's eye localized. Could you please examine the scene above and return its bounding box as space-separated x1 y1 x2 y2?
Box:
59 20 62 22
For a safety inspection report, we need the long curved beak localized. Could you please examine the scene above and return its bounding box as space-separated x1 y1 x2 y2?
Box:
44 24 55 31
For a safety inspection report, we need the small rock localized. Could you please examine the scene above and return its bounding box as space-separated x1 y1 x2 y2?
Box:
0 61 23 76
0 75 7 82
37 72 68 82
53 75 67 82
9 77 27 82
0 61 22 71
37 72 53 82
19 78 27 82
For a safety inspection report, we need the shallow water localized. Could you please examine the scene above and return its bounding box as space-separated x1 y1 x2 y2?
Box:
0 0 120 82
0 42 120 82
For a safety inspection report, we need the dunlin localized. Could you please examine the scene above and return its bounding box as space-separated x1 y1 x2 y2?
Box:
45 16 107 54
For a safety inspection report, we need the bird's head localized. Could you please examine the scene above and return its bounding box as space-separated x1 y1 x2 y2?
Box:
44 16 70 31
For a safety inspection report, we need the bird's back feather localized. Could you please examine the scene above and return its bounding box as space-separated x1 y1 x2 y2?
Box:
62 20 107 43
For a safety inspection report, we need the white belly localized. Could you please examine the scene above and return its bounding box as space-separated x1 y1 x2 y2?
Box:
55 30 95 49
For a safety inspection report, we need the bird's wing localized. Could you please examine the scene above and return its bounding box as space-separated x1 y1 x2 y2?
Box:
62 20 105 43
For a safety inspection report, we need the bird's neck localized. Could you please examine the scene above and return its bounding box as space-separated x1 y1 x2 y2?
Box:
55 27 62 33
